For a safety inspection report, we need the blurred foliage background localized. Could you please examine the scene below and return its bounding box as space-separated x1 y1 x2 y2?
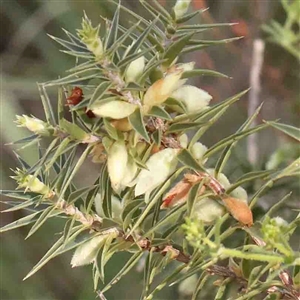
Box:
0 0 299 299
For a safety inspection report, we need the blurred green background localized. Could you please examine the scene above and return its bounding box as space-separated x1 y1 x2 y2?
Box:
0 0 299 299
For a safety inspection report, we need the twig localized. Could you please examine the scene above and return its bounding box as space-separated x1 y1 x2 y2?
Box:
248 39 265 165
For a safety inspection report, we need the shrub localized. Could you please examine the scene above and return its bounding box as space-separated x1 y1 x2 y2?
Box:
1 1 299 299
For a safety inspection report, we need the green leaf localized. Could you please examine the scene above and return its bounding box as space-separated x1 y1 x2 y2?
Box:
102 166 113 218
204 124 269 159
149 0 171 20
23 226 90 280
57 144 92 202
167 121 205 133
148 265 186 298
214 278 231 300
8 134 39 145
147 106 172 120
103 118 120 140
128 108 150 142
187 182 202 216
165 97 187 113
62 217 77 247
266 121 300 142
119 48 152 69
177 149 205 172
122 199 144 230
48 34 88 52
62 28 86 46
44 68 105 87
1 198 37 213
107 22 141 56
97 234 115 281
175 10 204 24
88 81 112 108
140 0 169 24
182 69 230 79
188 107 229 148
248 266 263 287
192 272 209 300
0 190 39 201
188 37 243 46
226 170 274 193
59 118 88 141
152 130 162 146
26 206 61 239
38 84 57 125
142 251 154 298
124 17 158 59
66 185 97 204
0 211 41 233
163 32 194 67
179 23 237 30
26 138 58 175
101 252 144 293
60 50 94 59
86 176 102 213
45 138 71 172
105 4 120 49
193 89 250 123
143 203 186 237
215 103 263 176
139 58 167 84
266 192 293 218
183 37 243 54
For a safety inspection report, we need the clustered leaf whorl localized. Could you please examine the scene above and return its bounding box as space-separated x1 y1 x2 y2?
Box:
2 0 300 299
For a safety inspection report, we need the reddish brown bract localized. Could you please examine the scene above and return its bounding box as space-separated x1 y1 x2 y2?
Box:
66 87 95 119
66 87 84 106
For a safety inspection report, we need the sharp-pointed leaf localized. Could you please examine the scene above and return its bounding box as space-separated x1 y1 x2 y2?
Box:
0 211 40 233
163 32 194 67
128 108 150 142
177 149 205 172
182 69 229 79
148 106 172 120
266 121 300 142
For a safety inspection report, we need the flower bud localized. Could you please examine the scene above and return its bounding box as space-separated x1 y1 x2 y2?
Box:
178 134 188 148
273 216 289 228
125 53 145 83
90 143 106 163
191 142 208 163
161 180 192 209
173 0 192 19
192 198 226 224
143 69 184 112
77 14 103 60
110 118 133 131
91 101 137 119
134 148 179 197
15 115 51 136
171 85 212 113
71 235 107 267
161 173 207 208
121 156 138 187
222 196 253 227
12 169 53 197
107 140 128 192
230 186 248 203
